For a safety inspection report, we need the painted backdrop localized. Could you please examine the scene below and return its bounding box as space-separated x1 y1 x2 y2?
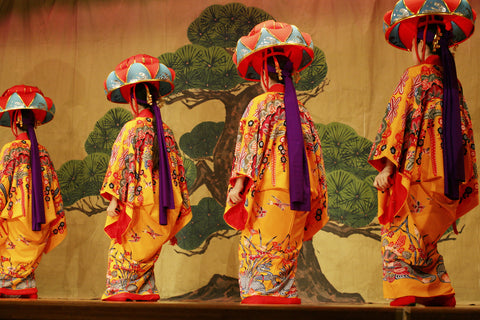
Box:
0 0 479 304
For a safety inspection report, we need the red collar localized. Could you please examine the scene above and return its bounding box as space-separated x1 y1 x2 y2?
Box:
16 132 29 140
425 55 441 65
267 84 285 93
138 108 153 118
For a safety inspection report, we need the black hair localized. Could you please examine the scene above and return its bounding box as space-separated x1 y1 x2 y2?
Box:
416 16 447 54
265 49 291 84
15 109 35 131
134 83 160 172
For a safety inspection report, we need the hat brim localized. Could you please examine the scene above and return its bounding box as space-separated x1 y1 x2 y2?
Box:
384 8 476 50
0 91 55 127
106 79 175 104
235 44 314 81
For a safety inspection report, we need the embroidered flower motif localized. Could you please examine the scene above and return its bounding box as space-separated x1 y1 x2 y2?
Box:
385 96 400 123
393 70 409 95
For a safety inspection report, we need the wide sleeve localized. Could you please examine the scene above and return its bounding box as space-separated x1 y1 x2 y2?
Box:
456 85 479 218
0 143 12 213
369 68 418 172
368 68 417 224
101 122 139 241
301 108 329 241
223 97 259 230
101 123 136 204
230 99 260 181
40 147 67 253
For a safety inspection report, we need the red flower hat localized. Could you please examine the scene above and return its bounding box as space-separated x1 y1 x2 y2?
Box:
384 0 476 50
233 20 314 81
0 85 55 127
104 54 175 103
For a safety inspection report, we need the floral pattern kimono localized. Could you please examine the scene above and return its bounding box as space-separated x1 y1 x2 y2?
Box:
369 56 478 300
0 134 66 297
100 109 191 301
224 85 329 304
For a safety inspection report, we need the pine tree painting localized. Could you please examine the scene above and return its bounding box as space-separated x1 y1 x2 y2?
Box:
56 3 406 303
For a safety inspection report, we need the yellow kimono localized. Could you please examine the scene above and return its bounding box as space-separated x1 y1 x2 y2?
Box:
0 134 66 298
100 109 191 301
369 56 478 301
224 86 329 304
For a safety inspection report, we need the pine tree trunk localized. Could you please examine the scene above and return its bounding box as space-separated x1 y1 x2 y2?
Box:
296 240 365 303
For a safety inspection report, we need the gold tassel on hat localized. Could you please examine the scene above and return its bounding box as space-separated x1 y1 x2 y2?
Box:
274 56 283 81
145 84 153 105
432 30 443 52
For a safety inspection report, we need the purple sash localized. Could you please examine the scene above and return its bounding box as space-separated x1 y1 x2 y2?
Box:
135 89 175 225
151 103 175 225
418 27 465 199
22 113 46 231
268 62 311 211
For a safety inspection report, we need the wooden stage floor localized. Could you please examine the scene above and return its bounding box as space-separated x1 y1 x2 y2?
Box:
0 300 479 320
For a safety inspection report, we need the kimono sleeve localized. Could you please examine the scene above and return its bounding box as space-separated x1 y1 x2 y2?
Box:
230 99 260 181
0 143 13 213
101 121 142 242
223 97 260 230
40 147 67 253
368 68 417 224
369 68 417 172
100 123 136 204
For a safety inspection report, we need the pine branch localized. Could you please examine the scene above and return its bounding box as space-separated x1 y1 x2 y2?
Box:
322 220 382 241
64 196 109 216
174 229 240 256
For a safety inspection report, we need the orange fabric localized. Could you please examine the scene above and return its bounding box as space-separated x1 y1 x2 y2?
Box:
381 183 456 299
100 112 191 300
369 60 478 300
225 90 328 301
101 111 191 244
238 190 308 300
369 61 478 226
0 140 66 294
224 91 329 239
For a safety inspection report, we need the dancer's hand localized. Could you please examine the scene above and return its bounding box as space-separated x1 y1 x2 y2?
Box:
373 159 394 191
106 197 119 217
227 176 246 205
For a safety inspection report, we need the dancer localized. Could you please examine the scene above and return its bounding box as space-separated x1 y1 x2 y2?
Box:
101 54 191 301
0 85 66 299
370 0 478 307
225 20 329 304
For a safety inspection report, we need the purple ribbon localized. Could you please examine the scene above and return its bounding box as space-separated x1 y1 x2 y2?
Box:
268 61 311 211
417 26 464 199
22 112 46 231
439 30 465 200
136 88 175 225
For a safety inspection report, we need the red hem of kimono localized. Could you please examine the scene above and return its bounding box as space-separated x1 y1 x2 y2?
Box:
102 292 160 302
390 294 456 307
417 294 456 307
241 296 301 305
0 287 38 298
104 208 132 244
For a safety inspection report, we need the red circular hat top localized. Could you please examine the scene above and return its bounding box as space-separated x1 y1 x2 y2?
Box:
233 20 314 81
0 85 55 127
384 0 476 50
104 54 176 103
